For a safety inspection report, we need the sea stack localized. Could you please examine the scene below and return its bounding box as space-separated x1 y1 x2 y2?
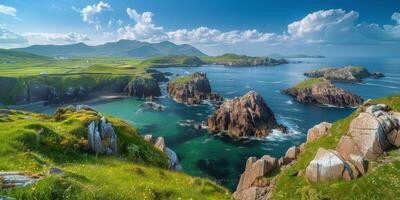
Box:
207 91 284 137
167 72 222 105
304 66 384 82
281 78 363 107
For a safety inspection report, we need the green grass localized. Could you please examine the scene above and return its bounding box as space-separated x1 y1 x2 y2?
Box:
169 75 194 85
139 55 204 68
270 95 400 199
292 78 330 89
0 108 231 200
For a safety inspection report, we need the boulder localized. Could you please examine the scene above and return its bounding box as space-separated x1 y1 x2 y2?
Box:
336 106 397 160
144 134 153 143
87 117 117 155
151 136 181 170
279 146 300 166
305 148 353 182
306 122 332 143
208 91 283 137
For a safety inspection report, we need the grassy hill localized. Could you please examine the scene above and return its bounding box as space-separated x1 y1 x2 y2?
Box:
139 55 205 68
0 49 49 61
12 40 207 58
270 95 400 199
0 107 231 199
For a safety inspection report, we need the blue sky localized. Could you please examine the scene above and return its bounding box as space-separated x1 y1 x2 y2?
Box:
1 0 400 57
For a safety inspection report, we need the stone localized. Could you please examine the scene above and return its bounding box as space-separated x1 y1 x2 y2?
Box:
303 66 382 82
285 146 300 160
144 134 153 143
336 106 397 160
299 143 306 152
306 122 332 143
349 154 367 175
154 137 166 152
0 172 41 189
208 91 283 137
387 129 400 147
151 136 181 170
49 167 64 174
87 117 117 155
305 148 351 182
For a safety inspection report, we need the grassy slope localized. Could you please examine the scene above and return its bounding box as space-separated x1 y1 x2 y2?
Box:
202 53 277 63
270 95 400 199
139 55 204 68
0 108 231 200
292 78 330 89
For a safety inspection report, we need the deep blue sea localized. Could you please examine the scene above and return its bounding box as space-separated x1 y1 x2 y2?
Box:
36 57 400 190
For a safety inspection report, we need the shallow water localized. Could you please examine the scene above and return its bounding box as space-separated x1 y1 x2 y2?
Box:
36 57 400 190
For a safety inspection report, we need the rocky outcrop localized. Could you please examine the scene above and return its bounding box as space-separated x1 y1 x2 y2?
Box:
87 116 117 155
207 91 284 137
209 54 288 67
304 66 384 82
143 134 182 170
167 72 222 105
124 77 161 98
282 78 363 107
306 122 332 143
146 69 169 82
0 172 42 189
140 101 163 111
305 104 400 183
233 155 278 200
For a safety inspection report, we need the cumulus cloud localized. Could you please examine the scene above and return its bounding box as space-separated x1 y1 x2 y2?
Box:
23 32 90 45
118 8 164 41
76 1 111 30
0 4 16 16
0 28 28 44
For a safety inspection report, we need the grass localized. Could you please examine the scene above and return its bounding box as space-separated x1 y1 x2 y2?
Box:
139 55 204 68
292 78 330 89
270 95 400 199
0 108 231 200
169 75 194 85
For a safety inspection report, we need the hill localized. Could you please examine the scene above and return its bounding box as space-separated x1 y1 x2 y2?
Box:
12 40 207 58
0 49 48 62
0 106 231 199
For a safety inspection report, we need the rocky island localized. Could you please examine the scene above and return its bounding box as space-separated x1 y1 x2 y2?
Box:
304 66 384 82
207 91 285 137
167 72 222 105
204 53 288 66
281 78 363 107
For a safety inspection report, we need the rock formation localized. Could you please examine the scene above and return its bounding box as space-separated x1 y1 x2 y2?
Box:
233 155 278 200
124 77 161 97
306 122 332 143
281 78 363 107
87 116 117 155
167 72 222 105
304 66 384 82
143 134 182 170
305 104 400 183
0 172 42 189
207 91 284 137
146 69 169 82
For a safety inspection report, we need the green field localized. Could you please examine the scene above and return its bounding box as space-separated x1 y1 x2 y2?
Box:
0 108 231 200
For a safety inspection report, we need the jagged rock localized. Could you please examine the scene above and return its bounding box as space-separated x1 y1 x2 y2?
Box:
146 69 169 82
144 134 153 143
305 148 353 182
234 155 277 200
140 101 163 111
282 78 363 107
208 91 283 137
150 136 181 170
124 77 161 98
306 122 332 143
167 72 222 105
336 106 398 160
87 117 117 155
304 66 383 82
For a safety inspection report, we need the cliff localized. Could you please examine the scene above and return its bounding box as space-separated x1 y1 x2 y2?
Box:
207 91 284 137
304 66 384 82
281 78 363 107
167 72 222 105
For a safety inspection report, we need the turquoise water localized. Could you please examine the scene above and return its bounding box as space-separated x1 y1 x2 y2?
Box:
37 57 400 190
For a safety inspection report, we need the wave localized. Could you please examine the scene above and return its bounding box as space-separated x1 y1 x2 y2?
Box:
256 80 266 83
285 100 293 105
364 83 400 89
225 91 237 95
244 85 251 89
271 81 283 84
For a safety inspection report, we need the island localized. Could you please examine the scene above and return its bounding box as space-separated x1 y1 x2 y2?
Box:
304 66 384 82
281 78 363 107
167 72 222 105
203 53 288 66
207 91 286 137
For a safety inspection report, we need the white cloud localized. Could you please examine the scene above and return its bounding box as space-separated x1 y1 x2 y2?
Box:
0 4 16 16
23 32 90 45
117 8 164 41
76 1 111 30
0 28 27 44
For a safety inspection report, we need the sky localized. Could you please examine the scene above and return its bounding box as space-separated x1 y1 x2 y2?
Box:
1 0 400 57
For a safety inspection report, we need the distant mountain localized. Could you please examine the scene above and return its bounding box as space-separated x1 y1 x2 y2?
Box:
268 54 325 59
12 40 207 58
0 49 48 61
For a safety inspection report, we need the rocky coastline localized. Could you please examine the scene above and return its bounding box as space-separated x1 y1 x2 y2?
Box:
304 66 384 82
